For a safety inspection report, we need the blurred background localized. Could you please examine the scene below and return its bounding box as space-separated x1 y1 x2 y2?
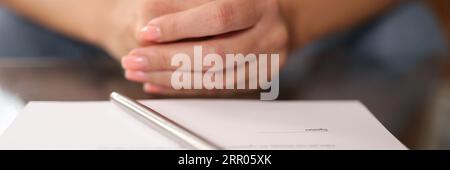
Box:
279 0 450 149
0 0 449 149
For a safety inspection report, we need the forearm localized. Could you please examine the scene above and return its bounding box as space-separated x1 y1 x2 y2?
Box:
280 0 399 50
2 0 118 47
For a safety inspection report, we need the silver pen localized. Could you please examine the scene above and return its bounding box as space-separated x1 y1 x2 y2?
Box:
110 92 222 150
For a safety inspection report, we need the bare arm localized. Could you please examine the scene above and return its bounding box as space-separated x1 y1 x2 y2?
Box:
1 0 399 57
280 0 399 50
2 0 118 47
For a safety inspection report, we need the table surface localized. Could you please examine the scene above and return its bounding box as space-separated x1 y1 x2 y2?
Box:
0 57 153 134
0 56 446 149
0 57 152 101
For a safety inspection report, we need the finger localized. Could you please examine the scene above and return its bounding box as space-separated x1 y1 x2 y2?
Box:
123 22 270 72
136 0 213 45
141 0 263 42
143 83 260 98
125 70 177 87
125 70 227 88
124 61 262 90
122 35 250 71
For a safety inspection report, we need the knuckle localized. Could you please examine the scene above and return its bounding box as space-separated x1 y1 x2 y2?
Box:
203 43 226 70
139 47 167 70
275 26 289 49
161 51 173 69
207 43 226 57
165 17 179 37
142 0 165 11
259 25 288 52
211 2 235 31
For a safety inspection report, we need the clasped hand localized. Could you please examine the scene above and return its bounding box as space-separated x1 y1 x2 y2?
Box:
105 0 288 97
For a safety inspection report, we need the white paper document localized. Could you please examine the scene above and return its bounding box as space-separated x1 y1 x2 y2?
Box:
0 100 407 150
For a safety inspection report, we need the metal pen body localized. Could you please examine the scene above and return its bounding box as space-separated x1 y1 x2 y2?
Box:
110 92 221 150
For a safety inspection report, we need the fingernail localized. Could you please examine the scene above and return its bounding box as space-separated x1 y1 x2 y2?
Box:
121 55 148 70
125 70 147 82
144 83 161 93
140 25 161 41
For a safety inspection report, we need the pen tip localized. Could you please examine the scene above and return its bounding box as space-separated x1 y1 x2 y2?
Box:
110 91 119 99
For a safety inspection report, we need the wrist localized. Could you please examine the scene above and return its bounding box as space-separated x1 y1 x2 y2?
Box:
92 0 122 50
96 0 139 58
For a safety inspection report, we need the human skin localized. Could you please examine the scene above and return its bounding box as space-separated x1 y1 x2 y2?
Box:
2 0 211 59
120 0 398 95
122 0 288 96
2 0 398 96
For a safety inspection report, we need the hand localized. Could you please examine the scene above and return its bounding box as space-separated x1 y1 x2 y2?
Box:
100 0 210 59
121 0 289 97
